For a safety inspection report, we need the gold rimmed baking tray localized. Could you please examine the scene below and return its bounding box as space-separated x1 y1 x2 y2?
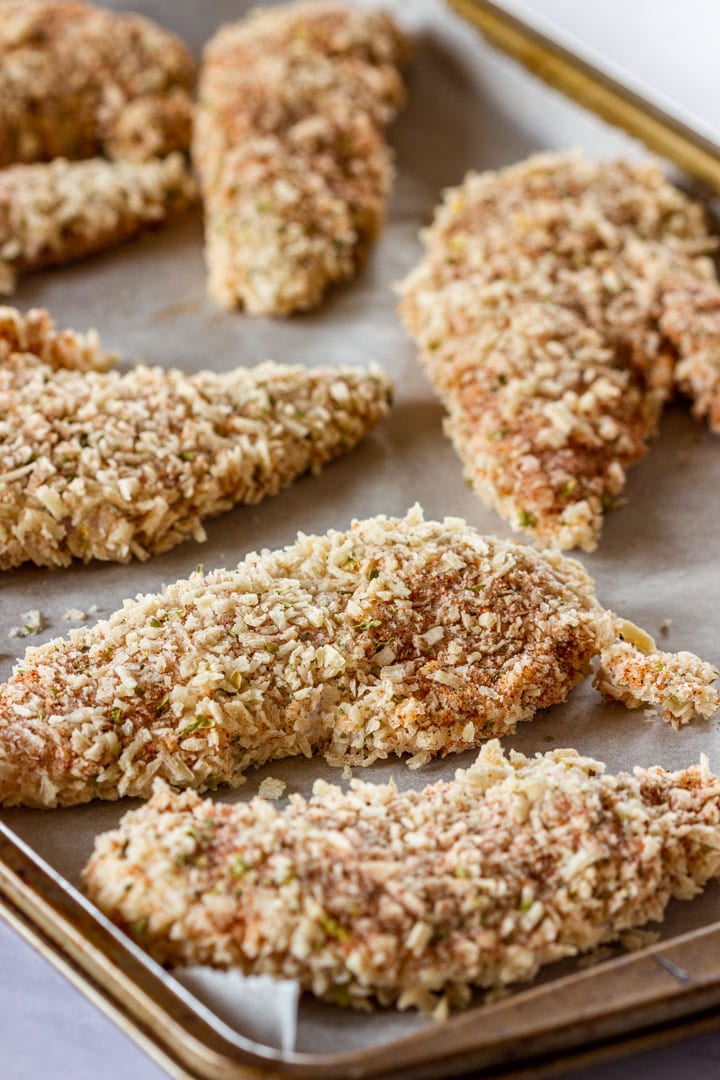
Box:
447 0 720 194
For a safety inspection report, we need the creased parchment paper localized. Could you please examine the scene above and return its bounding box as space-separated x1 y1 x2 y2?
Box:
1 0 719 1060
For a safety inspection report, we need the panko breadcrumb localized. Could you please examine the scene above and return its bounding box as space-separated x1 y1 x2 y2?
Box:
0 346 391 570
82 741 720 1013
194 1 410 315
0 304 114 371
399 151 720 550
257 777 287 800
7 609 45 639
0 153 197 293
0 1 195 165
661 283 720 433
62 608 88 622
1 507 716 808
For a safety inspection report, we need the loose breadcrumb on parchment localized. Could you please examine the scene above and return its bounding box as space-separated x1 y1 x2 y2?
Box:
82 741 720 1014
62 609 88 622
0 508 716 808
399 151 720 551
7 609 45 639
258 777 287 800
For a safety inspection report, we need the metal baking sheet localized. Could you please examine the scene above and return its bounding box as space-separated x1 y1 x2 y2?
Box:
483 0 720 147
1 0 719 1071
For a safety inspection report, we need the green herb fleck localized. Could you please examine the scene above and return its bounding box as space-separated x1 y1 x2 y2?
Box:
263 642 279 654
518 509 536 528
111 707 122 724
355 619 382 631
322 916 349 941
368 568 380 580
178 714 215 738
230 855 248 879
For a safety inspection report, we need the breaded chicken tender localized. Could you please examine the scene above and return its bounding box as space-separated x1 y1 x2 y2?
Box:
82 741 720 1012
0 0 195 165
0 508 716 807
194 1 410 315
399 152 720 550
0 343 392 569
0 153 197 293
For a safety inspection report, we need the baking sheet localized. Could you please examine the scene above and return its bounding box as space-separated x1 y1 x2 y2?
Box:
1 0 719 1062
496 0 720 147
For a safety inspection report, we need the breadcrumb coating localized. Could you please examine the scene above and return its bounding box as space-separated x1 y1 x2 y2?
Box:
82 742 720 1013
0 344 392 570
0 0 195 166
194 1 410 315
596 641 720 726
399 151 720 550
0 304 114 372
0 153 197 294
662 283 720 433
0 508 715 808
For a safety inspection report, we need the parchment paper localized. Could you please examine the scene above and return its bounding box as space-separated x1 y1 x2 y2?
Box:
1 0 719 1060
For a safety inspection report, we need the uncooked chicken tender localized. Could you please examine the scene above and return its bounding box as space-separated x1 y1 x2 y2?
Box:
0 508 716 807
194 1 410 314
400 151 720 550
83 741 720 1013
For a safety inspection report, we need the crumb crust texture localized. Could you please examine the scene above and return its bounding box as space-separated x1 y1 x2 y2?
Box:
1 508 716 808
399 151 720 550
0 313 392 569
194 1 411 315
0 0 195 166
0 153 197 293
82 742 720 1013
